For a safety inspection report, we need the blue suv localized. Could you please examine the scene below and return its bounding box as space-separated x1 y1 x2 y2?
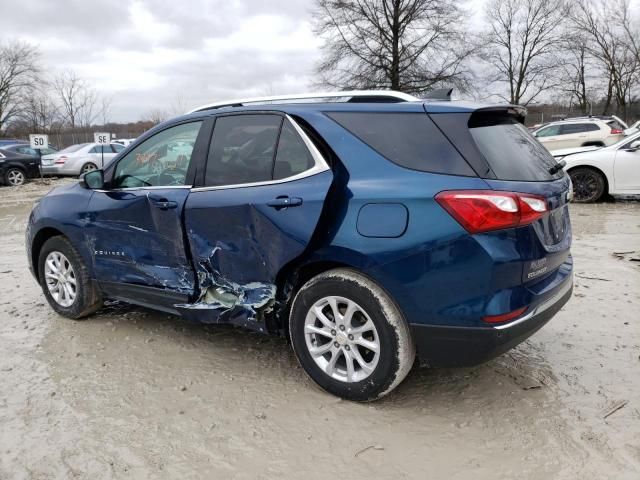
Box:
26 91 573 401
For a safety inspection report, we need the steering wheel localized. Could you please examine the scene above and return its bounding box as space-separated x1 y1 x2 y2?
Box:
157 167 188 185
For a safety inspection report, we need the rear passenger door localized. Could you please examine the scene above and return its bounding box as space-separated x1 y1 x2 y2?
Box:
183 113 333 325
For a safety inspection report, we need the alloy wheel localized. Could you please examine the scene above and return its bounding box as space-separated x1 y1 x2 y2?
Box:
304 296 380 383
572 171 600 202
7 169 25 186
44 251 77 307
82 163 97 174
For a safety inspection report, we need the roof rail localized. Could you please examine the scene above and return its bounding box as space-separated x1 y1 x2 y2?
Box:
187 90 420 113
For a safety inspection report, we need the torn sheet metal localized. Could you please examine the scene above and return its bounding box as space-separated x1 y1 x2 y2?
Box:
175 244 276 332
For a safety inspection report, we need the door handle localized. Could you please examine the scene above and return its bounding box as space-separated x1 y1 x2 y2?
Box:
266 196 303 209
148 194 178 210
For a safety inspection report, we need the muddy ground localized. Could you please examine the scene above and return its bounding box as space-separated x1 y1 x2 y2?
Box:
0 179 638 479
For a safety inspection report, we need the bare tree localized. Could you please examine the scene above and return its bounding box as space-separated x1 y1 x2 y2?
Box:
52 70 100 129
143 108 169 125
482 0 568 105
19 87 59 132
558 34 598 114
314 0 474 94
0 41 40 133
571 0 640 119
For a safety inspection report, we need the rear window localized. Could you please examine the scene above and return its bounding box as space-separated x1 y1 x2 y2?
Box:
326 112 475 176
468 114 563 181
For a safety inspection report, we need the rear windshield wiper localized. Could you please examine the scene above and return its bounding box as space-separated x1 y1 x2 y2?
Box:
548 159 566 175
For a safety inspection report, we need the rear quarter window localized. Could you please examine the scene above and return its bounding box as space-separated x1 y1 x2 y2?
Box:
326 112 475 176
468 114 563 182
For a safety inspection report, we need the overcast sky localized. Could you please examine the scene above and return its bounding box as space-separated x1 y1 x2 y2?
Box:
3 0 325 122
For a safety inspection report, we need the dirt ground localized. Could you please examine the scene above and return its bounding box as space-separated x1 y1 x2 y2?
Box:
0 179 639 480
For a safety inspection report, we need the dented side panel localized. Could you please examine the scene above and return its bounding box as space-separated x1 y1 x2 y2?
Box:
181 170 333 330
86 188 196 294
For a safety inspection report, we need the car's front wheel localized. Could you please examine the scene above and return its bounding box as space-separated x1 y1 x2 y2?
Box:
38 236 103 319
569 167 606 203
5 167 26 186
289 269 415 401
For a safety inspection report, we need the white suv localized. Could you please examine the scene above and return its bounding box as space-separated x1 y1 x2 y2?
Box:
532 118 625 151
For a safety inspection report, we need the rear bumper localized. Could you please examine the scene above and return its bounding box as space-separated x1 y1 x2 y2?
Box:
410 277 573 367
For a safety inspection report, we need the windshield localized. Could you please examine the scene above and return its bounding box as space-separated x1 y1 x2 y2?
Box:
59 143 88 154
469 114 563 181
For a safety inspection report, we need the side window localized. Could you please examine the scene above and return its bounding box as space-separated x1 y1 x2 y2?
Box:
113 121 202 188
273 119 315 179
536 125 561 137
112 143 125 153
584 123 601 132
89 146 100 154
327 112 475 176
17 146 36 155
205 114 282 187
560 124 588 135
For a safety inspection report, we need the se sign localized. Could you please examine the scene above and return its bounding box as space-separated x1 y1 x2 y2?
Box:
94 132 110 145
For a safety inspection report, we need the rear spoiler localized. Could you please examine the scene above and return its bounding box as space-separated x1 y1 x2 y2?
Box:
473 105 528 124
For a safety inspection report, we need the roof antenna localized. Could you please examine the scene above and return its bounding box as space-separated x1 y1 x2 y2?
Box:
423 87 453 101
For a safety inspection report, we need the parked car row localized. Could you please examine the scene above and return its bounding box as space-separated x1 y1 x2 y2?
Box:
0 138 134 186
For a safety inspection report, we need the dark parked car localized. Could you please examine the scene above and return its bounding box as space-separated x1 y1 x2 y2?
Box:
25 91 573 400
1 143 57 157
0 148 43 186
0 139 27 148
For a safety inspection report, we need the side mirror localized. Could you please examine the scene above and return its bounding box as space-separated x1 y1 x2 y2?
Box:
628 140 640 151
79 169 104 189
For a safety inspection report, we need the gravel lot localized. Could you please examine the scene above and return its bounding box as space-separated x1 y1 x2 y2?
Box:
1 179 639 479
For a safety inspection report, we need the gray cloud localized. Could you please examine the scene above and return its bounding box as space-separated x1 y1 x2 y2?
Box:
2 0 321 122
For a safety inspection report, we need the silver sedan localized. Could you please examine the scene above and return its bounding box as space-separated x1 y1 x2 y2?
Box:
41 143 125 176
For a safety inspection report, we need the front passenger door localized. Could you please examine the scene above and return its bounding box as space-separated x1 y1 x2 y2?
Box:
85 121 207 310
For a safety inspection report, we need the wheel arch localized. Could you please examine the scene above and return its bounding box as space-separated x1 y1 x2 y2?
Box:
31 227 66 282
567 164 610 195
273 251 372 334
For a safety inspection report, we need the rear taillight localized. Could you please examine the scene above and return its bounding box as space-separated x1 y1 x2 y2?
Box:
435 190 548 234
610 128 623 134
54 156 67 164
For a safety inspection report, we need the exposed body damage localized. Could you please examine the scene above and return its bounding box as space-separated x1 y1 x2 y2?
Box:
175 246 276 332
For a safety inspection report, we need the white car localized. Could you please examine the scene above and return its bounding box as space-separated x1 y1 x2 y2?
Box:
41 142 125 176
532 118 625 151
552 132 640 202
112 138 136 147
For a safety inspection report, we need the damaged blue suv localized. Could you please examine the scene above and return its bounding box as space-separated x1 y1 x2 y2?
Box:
26 91 573 401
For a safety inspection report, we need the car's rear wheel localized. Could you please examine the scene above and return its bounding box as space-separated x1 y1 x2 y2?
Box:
5 168 26 186
81 162 98 175
289 269 415 401
569 167 606 203
38 236 102 319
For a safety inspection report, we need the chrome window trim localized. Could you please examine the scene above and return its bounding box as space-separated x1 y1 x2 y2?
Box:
95 185 192 193
190 114 330 193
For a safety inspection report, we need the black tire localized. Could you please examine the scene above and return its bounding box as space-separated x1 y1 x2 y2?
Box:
289 268 415 401
5 167 26 186
81 162 98 175
37 236 103 319
569 167 606 203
